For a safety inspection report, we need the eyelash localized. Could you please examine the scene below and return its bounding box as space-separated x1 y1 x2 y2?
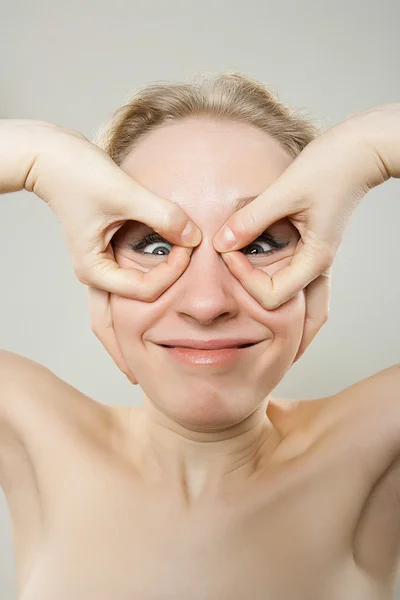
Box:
129 232 289 256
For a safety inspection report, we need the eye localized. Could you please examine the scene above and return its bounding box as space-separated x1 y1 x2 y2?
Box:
128 233 173 256
128 231 289 257
241 233 289 256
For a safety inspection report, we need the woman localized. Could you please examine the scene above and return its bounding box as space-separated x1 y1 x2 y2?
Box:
1 73 399 600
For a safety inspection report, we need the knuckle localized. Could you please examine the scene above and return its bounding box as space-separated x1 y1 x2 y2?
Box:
233 208 257 235
74 262 90 285
90 322 100 337
321 267 333 278
138 284 158 303
143 290 156 302
316 242 336 268
304 237 335 271
311 254 333 278
306 308 329 326
323 251 335 269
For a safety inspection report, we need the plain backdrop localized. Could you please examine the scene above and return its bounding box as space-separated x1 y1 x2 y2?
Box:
1 1 400 598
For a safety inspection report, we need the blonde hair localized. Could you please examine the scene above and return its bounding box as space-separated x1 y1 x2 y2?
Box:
95 71 322 165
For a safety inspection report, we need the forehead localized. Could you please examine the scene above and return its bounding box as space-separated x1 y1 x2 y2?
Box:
120 117 293 222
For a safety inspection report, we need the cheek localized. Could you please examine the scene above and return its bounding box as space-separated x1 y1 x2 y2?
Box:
114 249 152 273
109 295 149 345
110 251 305 356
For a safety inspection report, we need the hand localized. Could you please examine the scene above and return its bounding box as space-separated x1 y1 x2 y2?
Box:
13 120 202 299
213 104 400 359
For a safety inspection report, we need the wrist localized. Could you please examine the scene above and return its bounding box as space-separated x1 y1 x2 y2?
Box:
361 104 400 180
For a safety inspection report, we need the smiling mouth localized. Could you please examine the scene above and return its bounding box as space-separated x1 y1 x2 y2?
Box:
155 340 265 367
159 343 256 349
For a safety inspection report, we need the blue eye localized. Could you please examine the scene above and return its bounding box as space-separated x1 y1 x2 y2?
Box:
129 233 173 256
242 233 289 256
130 232 289 256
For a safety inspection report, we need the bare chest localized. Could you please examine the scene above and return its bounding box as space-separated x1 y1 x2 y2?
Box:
11 430 388 600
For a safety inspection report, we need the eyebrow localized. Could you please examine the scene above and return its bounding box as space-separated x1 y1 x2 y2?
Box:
232 195 257 211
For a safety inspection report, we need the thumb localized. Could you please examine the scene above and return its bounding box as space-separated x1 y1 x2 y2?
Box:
75 241 192 301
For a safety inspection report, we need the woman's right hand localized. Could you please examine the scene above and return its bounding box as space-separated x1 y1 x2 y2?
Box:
0 119 202 299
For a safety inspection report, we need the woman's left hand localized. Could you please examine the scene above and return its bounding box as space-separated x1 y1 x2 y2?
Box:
213 103 400 360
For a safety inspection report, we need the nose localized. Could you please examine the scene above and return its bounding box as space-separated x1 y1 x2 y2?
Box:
171 239 240 326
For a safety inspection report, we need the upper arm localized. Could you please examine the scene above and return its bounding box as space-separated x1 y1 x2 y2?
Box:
345 363 400 583
353 454 400 585
0 349 49 419
0 350 54 482
333 363 400 479
0 350 29 443
0 349 109 484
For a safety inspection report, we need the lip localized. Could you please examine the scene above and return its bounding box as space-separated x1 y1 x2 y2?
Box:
154 339 266 367
154 338 263 350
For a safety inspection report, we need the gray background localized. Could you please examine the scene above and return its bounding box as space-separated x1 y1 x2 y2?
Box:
1 0 399 597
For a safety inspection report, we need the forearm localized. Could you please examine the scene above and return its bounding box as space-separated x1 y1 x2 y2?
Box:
0 119 87 197
375 103 400 179
354 103 400 181
0 119 48 194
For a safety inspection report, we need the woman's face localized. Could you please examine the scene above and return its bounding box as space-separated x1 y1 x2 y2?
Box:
110 117 305 430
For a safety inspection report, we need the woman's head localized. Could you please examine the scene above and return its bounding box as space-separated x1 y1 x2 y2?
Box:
93 72 321 432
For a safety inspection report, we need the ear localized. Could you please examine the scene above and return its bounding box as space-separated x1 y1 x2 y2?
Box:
87 286 138 385
293 270 332 363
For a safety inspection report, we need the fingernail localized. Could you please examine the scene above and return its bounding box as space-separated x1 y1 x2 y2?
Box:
216 226 237 251
182 221 201 245
182 220 193 237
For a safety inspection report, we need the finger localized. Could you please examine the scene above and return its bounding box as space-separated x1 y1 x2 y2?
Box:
213 168 301 252
252 243 332 310
221 251 274 308
87 286 137 384
222 249 331 315
293 270 332 363
107 176 202 248
77 245 192 299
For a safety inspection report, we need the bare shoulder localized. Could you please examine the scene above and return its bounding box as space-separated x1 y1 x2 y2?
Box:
0 350 55 444
278 364 400 585
0 349 111 479
0 350 114 591
286 363 400 453
271 363 400 486
328 363 400 471
333 364 400 582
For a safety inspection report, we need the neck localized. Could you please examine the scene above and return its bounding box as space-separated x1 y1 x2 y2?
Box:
119 394 282 506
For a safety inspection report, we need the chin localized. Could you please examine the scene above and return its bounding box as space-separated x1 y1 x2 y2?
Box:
131 338 299 426
140 376 283 432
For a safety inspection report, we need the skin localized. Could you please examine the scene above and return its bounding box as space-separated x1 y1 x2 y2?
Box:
1 116 400 600
213 104 400 310
108 117 305 500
